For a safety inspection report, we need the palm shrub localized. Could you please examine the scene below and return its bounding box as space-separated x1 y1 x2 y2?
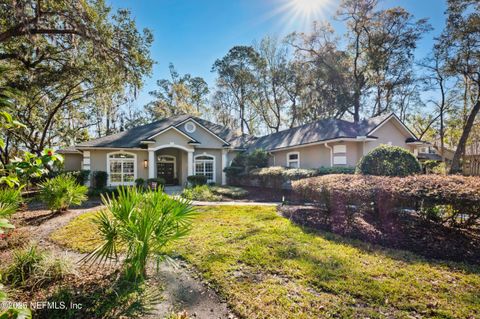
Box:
38 175 88 213
84 187 196 282
0 188 22 235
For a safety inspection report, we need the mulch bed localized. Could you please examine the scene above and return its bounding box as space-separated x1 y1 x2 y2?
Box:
280 205 480 264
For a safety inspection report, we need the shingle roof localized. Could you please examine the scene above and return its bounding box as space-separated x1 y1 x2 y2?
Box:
248 114 392 151
73 113 409 152
76 115 247 149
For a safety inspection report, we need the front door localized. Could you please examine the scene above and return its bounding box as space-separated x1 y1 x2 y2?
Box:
157 162 175 185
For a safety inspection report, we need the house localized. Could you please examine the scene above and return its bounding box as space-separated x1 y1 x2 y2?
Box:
60 113 427 186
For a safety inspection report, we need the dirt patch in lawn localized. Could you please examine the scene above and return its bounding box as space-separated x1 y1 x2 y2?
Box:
281 205 480 264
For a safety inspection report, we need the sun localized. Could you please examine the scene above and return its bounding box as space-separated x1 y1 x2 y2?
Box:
260 0 334 34
291 0 326 16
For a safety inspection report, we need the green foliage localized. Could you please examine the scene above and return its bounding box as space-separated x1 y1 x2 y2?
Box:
223 166 245 178
246 149 270 169
65 170 90 185
146 178 165 190
182 185 222 201
356 145 421 177
135 178 145 188
1 244 75 290
2 244 45 287
0 188 22 235
38 175 88 213
316 166 356 175
187 175 208 187
423 160 447 175
210 186 248 199
0 188 22 217
0 282 31 318
92 171 108 189
84 187 196 282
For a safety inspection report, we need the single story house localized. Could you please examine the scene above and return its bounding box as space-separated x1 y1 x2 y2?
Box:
60 113 426 186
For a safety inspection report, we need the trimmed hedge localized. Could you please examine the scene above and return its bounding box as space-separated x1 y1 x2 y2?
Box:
356 145 421 177
292 174 480 228
187 175 208 187
230 166 355 189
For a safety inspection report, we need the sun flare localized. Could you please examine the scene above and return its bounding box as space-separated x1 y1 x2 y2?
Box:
291 0 326 16
262 0 334 34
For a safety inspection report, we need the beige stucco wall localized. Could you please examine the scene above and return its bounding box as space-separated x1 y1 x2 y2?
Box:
87 149 149 186
150 129 193 151
177 120 225 148
62 153 82 171
363 120 411 155
271 144 331 168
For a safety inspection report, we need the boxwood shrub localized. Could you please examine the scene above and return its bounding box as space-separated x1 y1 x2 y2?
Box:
187 175 208 187
356 145 421 177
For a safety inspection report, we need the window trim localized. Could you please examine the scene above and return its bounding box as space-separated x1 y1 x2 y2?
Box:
194 153 216 183
286 151 300 168
106 151 137 186
157 155 176 178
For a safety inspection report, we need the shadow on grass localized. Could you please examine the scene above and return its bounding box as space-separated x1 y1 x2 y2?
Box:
281 206 480 275
35 273 162 319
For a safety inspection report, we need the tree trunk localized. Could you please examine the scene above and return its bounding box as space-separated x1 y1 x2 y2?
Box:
450 99 480 173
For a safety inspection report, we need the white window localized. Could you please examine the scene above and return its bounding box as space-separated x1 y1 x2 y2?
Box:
107 152 137 186
333 156 347 165
333 144 346 153
194 154 215 183
185 121 196 133
287 152 300 168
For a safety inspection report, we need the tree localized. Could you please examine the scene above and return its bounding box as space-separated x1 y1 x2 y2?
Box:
442 0 480 173
0 1 153 159
337 0 429 121
146 64 209 118
212 46 260 135
288 22 353 122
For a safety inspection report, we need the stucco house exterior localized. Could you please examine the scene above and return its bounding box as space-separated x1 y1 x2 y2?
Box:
60 113 426 187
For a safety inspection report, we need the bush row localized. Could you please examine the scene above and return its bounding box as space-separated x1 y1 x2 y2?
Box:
292 174 480 228
229 166 355 189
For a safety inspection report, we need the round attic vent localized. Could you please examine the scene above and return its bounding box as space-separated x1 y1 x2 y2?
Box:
185 121 196 133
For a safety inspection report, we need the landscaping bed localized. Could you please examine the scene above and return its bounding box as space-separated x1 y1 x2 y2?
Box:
280 205 480 263
51 205 480 319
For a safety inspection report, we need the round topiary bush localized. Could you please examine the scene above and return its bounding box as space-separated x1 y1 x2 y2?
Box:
356 145 421 177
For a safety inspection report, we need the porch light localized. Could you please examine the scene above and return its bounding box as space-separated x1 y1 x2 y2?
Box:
144 160 148 168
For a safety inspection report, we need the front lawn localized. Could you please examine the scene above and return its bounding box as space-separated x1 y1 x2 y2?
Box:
51 205 480 318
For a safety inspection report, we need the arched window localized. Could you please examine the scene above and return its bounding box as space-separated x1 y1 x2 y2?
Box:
107 152 137 186
194 154 215 183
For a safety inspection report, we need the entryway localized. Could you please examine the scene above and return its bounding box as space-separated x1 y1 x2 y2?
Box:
156 154 179 185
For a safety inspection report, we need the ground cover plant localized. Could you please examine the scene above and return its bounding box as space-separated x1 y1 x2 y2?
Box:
181 185 222 201
210 185 248 199
51 205 480 319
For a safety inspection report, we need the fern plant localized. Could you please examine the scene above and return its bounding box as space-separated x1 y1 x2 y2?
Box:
84 187 196 282
38 175 88 213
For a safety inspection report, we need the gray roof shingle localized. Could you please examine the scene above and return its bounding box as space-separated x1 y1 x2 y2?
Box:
76 115 247 148
248 114 392 151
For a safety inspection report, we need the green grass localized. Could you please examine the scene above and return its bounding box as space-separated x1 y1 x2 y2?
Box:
51 206 480 319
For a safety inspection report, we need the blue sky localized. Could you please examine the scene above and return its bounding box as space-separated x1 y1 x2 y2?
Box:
108 0 448 110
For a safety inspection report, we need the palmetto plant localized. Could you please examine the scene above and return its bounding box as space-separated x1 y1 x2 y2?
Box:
84 187 196 282
38 175 87 213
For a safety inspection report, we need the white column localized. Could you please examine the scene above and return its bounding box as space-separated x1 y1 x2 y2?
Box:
221 149 228 185
148 150 155 179
187 150 194 176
